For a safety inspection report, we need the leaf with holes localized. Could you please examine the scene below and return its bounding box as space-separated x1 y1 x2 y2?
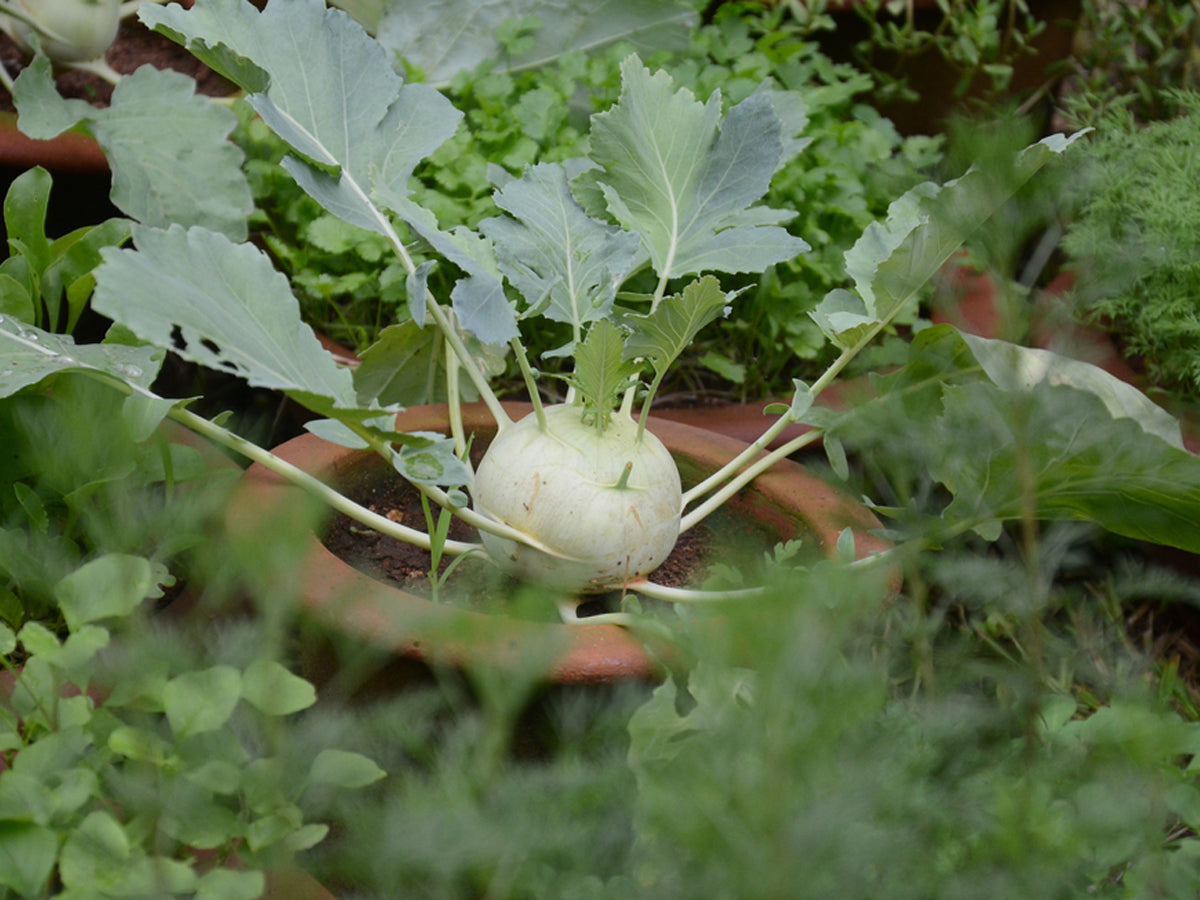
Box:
92 224 363 417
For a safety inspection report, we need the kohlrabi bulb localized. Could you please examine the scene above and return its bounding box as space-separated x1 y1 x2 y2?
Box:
472 404 682 594
10 0 121 64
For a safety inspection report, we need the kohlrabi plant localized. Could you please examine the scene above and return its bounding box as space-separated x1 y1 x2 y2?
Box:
6 0 1199 625
0 0 173 89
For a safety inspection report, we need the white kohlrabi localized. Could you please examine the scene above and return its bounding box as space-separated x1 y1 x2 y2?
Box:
7 0 120 63
472 404 682 593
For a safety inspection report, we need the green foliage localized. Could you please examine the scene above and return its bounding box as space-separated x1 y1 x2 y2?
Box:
828 325 1200 554
1062 0 1200 127
369 0 698 87
291 558 1200 897
3 6 1200 897
1059 100 1200 401
623 577 1200 897
0 605 382 898
0 374 220 631
0 377 381 898
581 56 808 283
0 167 130 335
563 319 639 427
480 161 640 342
93 223 363 416
840 0 1049 105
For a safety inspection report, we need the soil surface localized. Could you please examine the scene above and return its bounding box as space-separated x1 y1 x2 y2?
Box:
0 3 236 113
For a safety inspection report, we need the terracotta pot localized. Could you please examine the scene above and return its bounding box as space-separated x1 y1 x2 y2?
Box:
225 402 894 683
0 112 108 174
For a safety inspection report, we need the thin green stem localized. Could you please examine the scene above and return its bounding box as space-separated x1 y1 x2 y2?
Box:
510 337 546 430
423 297 511 430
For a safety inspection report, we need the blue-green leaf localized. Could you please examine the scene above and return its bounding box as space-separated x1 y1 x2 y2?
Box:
587 58 809 279
813 131 1089 346
93 224 361 414
143 0 520 344
480 162 639 331
13 57 251 241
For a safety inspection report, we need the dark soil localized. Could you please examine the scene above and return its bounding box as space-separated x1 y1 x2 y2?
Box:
0 3 237 113
321 472 713 619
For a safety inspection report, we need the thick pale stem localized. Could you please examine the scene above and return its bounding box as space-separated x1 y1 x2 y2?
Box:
423 296 511 431
635 368 666 443
120 0 171 14
680 427 821 534
629 579 767 603
415 481 585 561
619 383 637 418
170 407 482 555
444 335 467 457
681 407 805 509
555 599 637 627
681 300 901 515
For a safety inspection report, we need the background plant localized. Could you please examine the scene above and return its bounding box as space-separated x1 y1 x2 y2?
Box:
238 1 943 400
823 0 1053 107
296 552 1200 898
1058 93 1200 403
0 374 385 898
3 2 1200 897
1059 0 1200 128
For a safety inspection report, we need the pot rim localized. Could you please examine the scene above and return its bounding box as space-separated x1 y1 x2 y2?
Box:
225 402 893 683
